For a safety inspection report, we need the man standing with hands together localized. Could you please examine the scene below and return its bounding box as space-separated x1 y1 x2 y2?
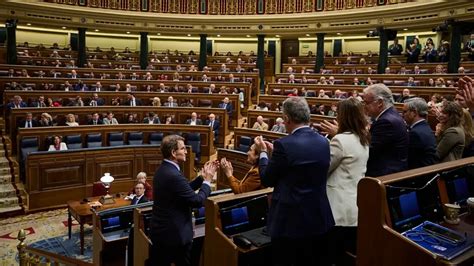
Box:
255 97 334 266
150 135 218 266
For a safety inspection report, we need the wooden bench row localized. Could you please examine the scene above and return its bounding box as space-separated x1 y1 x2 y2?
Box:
9 106 229 149
4 90 241 126
281 62 474 75
18 124 214 161
0 77 252 111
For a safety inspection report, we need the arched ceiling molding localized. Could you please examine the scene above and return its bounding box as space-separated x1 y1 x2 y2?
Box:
1 0 473 36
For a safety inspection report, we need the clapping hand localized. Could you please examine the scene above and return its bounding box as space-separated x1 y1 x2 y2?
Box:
320 120 339 138
201 160 219 182
458 76 474 112
220 158 233 178
254 136 273 153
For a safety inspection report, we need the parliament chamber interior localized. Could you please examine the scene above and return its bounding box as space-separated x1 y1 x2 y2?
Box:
0 0 473 265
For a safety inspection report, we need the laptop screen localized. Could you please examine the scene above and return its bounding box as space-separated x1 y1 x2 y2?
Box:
219 195 269 235
389 191 423 232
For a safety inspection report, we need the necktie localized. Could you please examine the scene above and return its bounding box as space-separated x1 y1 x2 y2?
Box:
210 121 214 128
94 120 97 125
27 121 31 128
223 104 227 109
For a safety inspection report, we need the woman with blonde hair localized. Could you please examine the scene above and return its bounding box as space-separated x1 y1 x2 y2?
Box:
39 113 53 127
66 113 79 126
152 97 161 107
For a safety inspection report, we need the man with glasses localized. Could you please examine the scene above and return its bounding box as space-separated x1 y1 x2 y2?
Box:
363 84 408 177
402 98 438 169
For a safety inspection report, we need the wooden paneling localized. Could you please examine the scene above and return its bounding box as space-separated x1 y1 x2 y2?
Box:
16 124 214 161
11 106 226 149
26 145 195 211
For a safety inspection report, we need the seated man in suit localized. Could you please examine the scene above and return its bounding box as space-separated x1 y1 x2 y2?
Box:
18 112 39 128
252 116 269 131
30 95 47 108
218 97 233 118
74 80 88 91
7 95 27 110
130 183 149 205
93 81 105 92
89 93 105 106
103 112 119 125
270 117 286 133
123 93 142 106
206 113 220 141
88 112 104 125
402 98 438 169
128 171 153 200
185 112 202 125
164 96 178 107
143 112 161 124
67 69 79 79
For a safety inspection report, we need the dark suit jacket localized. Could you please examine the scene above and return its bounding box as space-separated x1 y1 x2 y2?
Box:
7 102 27 110
131 195 149 205
143 117 161 124
259 127 334 239
407 120 438 169
122 98 143 106
185 119 202 125
18 119 39 128
206 119 220 138
151 161 211 246
367 107 408 177
218 102 233 117
88 119 104 125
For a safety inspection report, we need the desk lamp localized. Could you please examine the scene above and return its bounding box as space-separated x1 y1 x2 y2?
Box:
99 173 115 204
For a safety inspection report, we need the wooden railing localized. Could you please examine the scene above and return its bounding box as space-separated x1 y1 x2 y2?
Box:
17 229 94 266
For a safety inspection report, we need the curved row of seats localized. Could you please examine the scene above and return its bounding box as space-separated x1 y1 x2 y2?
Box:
20 131 201 161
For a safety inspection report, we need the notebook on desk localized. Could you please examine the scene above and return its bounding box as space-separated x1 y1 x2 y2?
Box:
402 221 474 260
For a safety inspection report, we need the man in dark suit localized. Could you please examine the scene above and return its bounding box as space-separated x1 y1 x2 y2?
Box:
150 135 217 266
18 112 39 128
7 95 27 110
185 112 202 125
88 112 104 125
130 183 149 205
255 97 334 266
74 80 88 91
30 95 47 108
143 112 161 124
363 84 409 177
206 113 220 141
89 93 105 106
218 97 233 117
403 98 438 169
123 93 142 106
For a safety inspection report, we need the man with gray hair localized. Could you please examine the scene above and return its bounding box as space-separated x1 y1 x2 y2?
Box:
403 98 438 169
363 84 408 177
255 97 334 265
270 117 286 133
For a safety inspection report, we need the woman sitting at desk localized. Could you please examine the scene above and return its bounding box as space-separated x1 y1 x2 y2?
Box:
220 143 264 194
48 135 68 151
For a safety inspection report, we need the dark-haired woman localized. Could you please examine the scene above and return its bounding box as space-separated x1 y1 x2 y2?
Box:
220 143 264 194
324 98 370 265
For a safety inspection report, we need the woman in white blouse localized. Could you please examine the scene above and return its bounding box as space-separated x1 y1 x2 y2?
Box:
324 98 370 264
48 135 68 151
